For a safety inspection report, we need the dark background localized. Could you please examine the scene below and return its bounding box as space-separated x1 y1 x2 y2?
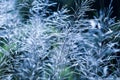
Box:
90 0 120 19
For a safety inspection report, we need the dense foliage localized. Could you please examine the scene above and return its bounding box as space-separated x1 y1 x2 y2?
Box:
0 0 120 80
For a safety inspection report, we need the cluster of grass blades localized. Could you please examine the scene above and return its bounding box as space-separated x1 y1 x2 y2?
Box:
0 0 120 80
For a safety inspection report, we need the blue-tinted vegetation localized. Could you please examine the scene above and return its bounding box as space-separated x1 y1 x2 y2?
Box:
0 0 120 80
